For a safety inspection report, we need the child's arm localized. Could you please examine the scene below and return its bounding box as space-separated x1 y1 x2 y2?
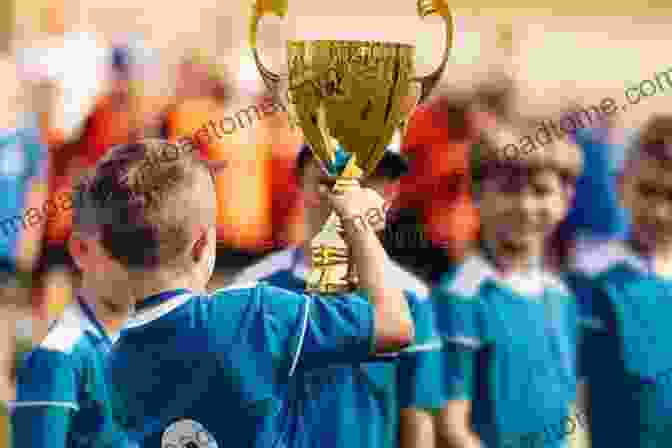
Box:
432 284 488 448
438 400 483 448
325 185 414 352
436 350 483 448
398 293 446 448
10 350 77 448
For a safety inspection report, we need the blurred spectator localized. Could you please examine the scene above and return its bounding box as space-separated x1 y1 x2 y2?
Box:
256 92 304 251
162 51 273 251
396 91 482 283
17 0 107 143
0 55 48 409
28 45 145 341
71 45 140 173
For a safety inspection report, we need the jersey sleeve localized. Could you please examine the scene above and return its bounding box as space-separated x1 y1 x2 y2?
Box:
11 349 77 448
433 286 488 401
397 292 446 410
258 283 375 376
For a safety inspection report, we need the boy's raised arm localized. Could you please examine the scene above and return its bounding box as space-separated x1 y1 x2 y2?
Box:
324 185 415 353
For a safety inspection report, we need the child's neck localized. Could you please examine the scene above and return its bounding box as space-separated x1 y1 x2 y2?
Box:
78 288 130 336
130 277 205 306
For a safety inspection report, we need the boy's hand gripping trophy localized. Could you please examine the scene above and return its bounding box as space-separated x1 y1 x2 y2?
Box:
250 0 454 294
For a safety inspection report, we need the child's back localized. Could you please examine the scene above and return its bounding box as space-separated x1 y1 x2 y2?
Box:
109 282 376 447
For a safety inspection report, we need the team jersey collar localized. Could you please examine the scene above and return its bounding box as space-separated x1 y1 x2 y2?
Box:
610 239 672 277
135 289 192 313
75 294 117 345
0 128 18 140
453 244 567 299
125 289 194 330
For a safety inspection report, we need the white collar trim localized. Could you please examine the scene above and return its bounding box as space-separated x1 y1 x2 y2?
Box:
124 293 193 330
573 240 649 277
449 254 567 299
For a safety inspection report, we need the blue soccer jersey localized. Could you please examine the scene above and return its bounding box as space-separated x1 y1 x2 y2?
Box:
231 248 445 448
569 240 672 448
11 296 134 448
0 127 47 263
433 254 581 448
107 282 380 448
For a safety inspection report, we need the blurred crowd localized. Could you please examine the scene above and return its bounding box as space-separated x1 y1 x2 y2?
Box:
0 4 662 446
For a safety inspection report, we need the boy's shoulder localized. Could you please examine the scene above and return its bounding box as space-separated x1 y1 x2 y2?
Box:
208 281 307 311
435 254 572 302
34 302 97 359
435 255 493 301
572 239 644 280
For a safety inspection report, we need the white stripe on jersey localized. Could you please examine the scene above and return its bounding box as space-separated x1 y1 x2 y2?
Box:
289 295 311 378
212 281 260 293
443 335 483 349
124 293 193 330
9 401 80 411
370 338 445 359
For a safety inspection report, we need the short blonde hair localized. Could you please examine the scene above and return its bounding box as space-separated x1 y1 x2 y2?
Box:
72 139 216 270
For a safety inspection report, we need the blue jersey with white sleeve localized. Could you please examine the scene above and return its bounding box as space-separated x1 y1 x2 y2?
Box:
12 296 134 448
107 282 376 448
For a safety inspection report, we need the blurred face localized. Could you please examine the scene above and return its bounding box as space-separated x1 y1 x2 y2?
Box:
479 168 572 258
300 159 338 239
621 156 672 252
110 74 131 100
177 61 212 98
299 158 396 240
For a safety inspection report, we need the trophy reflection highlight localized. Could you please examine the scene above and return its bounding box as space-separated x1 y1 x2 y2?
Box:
250 0 454 294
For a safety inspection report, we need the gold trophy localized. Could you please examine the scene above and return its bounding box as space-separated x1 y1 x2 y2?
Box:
250 0 453 294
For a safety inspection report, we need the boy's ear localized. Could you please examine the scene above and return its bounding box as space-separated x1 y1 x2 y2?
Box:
382 181 401 203
191 227 210 264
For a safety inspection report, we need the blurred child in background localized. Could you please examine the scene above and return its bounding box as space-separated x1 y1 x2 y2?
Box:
432 121 588 448
568 115 672 448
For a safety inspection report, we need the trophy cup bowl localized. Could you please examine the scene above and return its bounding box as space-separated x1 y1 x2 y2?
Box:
250 0 454 294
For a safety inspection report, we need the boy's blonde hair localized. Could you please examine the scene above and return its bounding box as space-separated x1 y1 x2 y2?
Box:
72 139 216 271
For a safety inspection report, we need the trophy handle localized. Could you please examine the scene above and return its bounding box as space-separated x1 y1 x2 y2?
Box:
412 0 454 103
249 0 288 95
